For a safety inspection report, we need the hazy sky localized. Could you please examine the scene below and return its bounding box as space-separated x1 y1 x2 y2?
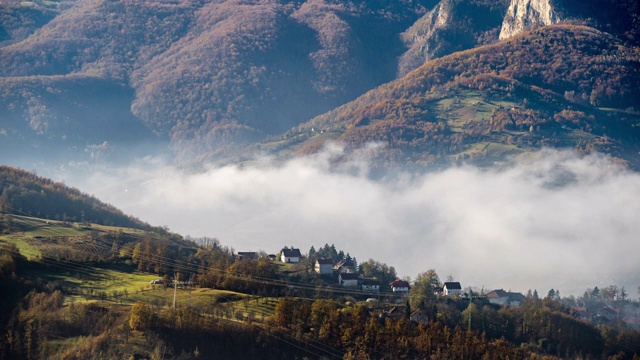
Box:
59 147 640 297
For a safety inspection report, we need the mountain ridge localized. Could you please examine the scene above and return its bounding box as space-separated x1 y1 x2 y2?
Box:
235 24 640 169
0 0 639 168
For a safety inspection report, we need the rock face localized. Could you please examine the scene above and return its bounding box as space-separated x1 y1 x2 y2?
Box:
399 0 508 77
398 0 453 76
499 0 559 39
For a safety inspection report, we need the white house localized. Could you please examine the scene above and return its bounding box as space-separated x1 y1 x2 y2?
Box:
390 279 410 293
442 282 462 297
280 248 302 263
361 279 380 293
315 258 334 274
339 273 359 287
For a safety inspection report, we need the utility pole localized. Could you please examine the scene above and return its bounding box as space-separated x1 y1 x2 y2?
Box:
468 294 472 331
173 272 177 309
188 273 193 309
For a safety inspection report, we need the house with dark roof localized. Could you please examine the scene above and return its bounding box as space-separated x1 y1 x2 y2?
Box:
280 248 302 263
600 306 622 322
486 289 526 307
339 273 359 287
390 279 410 293
361 279 380 293
315 258 334 274
442 282 462 297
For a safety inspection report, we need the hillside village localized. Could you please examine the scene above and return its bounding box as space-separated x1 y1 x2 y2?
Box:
1 164 639 358
1 211 640 358
234 244 640 331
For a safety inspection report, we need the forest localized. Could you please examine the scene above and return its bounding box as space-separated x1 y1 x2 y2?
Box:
2 0 639 168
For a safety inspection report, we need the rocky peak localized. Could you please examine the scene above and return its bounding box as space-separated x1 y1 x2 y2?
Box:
398 0 453 76
399 0 508 77
499 0 560 39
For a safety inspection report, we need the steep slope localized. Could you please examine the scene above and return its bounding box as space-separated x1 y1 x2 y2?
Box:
248 25 640 168
499 0 559 39
0 74 159 165
399 0 509 76
2 0 638 167
0 0 429 163
499 0 640 41
0 0 62 46
0 165 152 229
130 0 427 158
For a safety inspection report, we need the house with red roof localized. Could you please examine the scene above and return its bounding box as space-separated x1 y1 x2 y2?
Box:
390 279 410 293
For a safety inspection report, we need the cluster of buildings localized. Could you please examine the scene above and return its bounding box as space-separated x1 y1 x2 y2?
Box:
238 248 528 308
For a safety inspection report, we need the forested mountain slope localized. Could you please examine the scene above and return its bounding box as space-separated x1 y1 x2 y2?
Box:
0 165 151 229
0 0 430 162
248 25 640 168
1 0 639 167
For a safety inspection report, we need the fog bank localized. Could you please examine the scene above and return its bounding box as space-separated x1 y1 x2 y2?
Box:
72 148 640 296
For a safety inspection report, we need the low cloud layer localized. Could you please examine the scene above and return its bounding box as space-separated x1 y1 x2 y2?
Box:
70 148 640 297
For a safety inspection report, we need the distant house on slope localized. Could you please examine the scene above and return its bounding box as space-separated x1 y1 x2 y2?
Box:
390 279 410 293
380 306 404 320
280 248 302 263
315 258 334 274
361 279 380 293
570 307 590 320
600 306 622 322
339 273 359 287
236 252 257 260
486 289 526 307
442 282 462 297
410 309 429 325
334 258 357 273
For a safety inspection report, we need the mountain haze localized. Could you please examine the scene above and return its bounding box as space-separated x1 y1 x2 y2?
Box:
0 0 639 167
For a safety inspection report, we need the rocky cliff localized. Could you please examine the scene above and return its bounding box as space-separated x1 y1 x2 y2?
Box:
398 0 452 77
499 0 559 39
399 0 508 77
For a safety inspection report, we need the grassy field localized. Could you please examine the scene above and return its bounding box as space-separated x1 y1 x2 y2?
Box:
0 235 41 259
1 214 277 323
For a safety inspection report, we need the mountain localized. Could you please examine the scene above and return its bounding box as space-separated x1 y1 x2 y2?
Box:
243 24 640 169
500 0 640 42
0 0 430 163
499 0 560 40
1 0 639 167
399 0 509 77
